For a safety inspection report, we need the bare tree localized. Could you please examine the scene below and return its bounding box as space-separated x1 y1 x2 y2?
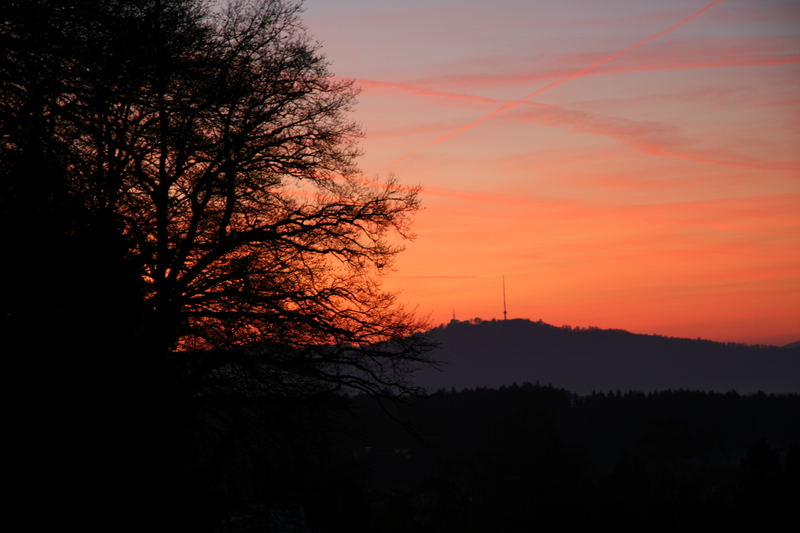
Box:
2 0 431 398
2 3 434 526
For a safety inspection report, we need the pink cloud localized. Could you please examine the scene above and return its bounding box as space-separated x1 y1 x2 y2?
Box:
385 0 737 166
516 105 800 172
427 53 800 89
366 121 465 140
347 78 499 105
354 77 799 172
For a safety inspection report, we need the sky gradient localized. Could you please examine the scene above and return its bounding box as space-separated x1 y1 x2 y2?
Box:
303 0 800 345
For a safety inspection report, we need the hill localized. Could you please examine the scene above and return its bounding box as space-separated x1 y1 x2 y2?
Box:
413 319 800 394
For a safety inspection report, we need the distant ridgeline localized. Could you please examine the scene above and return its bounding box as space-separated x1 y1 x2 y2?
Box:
414 319 800 394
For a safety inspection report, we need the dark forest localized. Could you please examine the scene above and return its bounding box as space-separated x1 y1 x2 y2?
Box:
201 385 800 531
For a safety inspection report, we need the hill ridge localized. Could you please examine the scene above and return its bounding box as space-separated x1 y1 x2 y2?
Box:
414 318 799 394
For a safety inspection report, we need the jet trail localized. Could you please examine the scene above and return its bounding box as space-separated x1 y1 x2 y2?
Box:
388 0 729 167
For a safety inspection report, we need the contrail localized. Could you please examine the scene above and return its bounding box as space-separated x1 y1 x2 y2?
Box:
388 0 729 167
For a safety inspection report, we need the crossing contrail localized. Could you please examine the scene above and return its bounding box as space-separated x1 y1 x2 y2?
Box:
388 0 729 167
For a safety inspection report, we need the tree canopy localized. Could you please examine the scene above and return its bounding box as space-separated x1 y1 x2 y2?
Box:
1 0 430 398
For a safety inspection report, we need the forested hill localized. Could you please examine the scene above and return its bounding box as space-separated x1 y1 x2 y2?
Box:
414 319 800 394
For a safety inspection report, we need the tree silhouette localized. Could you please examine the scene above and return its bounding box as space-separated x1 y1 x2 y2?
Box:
2 0 430 400
2 3 430 526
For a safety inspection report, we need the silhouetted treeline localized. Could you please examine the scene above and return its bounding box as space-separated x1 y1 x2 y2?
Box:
196 384 798 531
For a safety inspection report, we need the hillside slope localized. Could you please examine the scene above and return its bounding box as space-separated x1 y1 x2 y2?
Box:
413 319 800 394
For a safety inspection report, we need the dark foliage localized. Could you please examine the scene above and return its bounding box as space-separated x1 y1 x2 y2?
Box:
1 1 429 528
216 385 796 532
2 0 430 394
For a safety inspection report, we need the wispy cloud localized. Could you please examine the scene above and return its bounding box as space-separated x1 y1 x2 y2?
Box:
348 78 499 105
354 78 799 172
386 0 731 166
399 275 480 280
516 105 800 172
429 53 800 88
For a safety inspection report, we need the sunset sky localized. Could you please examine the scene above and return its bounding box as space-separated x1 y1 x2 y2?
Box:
303 0 800 345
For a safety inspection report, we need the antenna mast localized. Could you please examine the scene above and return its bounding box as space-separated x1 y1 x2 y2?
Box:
502 275 508 321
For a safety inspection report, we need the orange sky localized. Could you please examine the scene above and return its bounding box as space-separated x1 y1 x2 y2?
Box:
304 0 800 345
